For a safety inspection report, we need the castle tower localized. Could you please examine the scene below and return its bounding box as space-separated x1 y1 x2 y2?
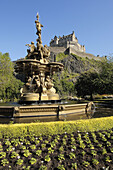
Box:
50 31 85 53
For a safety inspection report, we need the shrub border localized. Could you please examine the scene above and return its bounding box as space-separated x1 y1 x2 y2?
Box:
0 116 113 138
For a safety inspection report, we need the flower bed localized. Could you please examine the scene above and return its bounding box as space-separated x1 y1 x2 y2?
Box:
0 129 113 169
0 117 113 169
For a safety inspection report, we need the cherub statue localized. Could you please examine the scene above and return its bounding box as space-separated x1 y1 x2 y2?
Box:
25 76 32 89
45 75 56 94
26 41 35 53
41 45 50 63
36 41 44 60
33 75 40 87
20 76 33 94
45 75 53 89
32 75 41 92
43 45 50 58
39 72 46 93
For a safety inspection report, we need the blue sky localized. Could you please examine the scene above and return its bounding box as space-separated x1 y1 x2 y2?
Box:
0 0 113 61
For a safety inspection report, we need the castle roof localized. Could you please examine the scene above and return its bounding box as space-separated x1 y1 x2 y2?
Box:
58 31 75 40
50 31 76 42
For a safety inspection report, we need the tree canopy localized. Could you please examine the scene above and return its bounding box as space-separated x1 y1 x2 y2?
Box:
99 58 113 94
75 71 100 100
53 70 76 97
0 52 23 102
75 57 113 100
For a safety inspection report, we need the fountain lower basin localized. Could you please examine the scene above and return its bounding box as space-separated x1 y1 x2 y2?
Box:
0 102 94 123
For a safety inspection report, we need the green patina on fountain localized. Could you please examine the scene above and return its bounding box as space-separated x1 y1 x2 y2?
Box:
15 13 64 104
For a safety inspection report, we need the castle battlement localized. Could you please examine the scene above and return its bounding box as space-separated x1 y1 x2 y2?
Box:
50 31 85 53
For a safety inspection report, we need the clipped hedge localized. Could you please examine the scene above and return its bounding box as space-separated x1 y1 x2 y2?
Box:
0 116 113 138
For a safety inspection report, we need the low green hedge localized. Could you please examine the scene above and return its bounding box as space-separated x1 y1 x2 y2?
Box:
0 116 113 138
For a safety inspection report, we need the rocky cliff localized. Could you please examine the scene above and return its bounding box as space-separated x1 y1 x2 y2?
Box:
50 53 101 83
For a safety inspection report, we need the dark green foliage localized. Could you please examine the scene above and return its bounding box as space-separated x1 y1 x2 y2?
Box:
75 57 113 99
53 70 76 97
0 52 23 102
75 71 100 100
98 58 113 94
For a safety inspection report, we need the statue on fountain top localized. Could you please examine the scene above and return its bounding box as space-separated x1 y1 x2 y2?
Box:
25 13 50 64
35 13 43 36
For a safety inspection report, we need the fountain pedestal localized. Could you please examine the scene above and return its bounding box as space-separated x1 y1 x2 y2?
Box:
20 93 60 103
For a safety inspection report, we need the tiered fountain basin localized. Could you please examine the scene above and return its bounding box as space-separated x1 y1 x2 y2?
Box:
16 59 64 103
16 59 64 73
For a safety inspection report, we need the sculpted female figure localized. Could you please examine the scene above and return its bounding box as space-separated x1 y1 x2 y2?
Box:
35 13 43 35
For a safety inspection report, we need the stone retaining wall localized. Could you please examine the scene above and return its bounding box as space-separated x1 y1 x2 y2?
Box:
49 46 104 61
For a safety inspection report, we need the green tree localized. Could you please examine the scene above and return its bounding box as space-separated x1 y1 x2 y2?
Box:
99 57 113 94
75 57 113 99
61 79 75 96
75 71 100 100
5 76 23 101
0 52 13 100
0 52 23 101
53 70 76 97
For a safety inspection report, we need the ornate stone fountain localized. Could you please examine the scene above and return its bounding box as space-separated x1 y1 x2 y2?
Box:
15 13 64 104
0 13 95 123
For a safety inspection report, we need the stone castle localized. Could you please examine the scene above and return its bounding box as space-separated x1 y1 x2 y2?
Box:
49 31 102 60
50 31 85 53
